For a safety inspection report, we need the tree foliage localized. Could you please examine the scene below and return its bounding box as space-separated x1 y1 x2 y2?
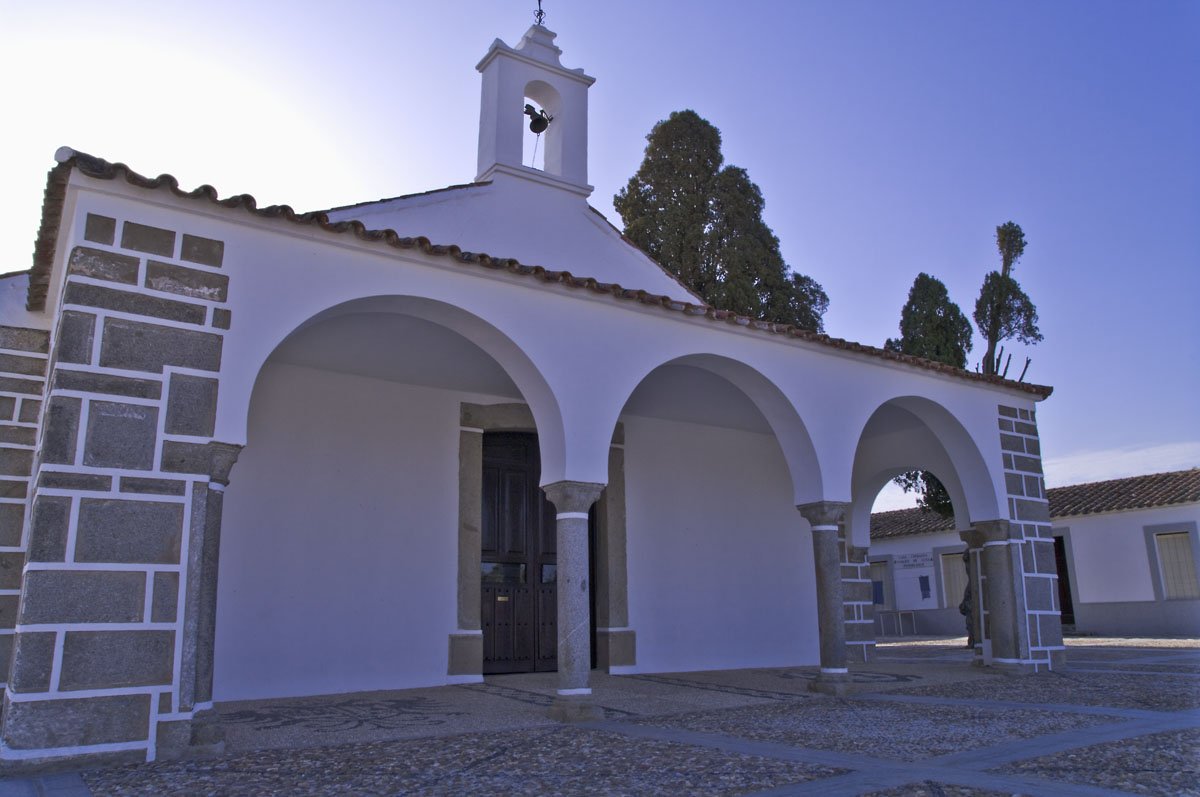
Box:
893 470 955 519
974 221 1042 376
884 273 973 369
615 110 828 332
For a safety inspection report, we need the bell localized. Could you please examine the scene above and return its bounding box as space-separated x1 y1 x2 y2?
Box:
524 103 552 134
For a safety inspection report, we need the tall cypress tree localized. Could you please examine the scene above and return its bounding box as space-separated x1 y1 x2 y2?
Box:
615 110 827 332
885 273 974 368
975 221 1042 376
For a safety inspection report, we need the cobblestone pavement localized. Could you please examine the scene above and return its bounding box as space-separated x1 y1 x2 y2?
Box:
0 638 1195 796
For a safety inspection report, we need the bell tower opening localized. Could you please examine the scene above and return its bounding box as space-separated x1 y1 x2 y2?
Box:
475 24 595 195
522 81 560 172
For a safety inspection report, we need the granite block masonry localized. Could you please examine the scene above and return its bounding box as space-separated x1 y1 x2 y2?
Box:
840 537 875 663
0 214 239 770
0 325 49 691
961 405 1065 672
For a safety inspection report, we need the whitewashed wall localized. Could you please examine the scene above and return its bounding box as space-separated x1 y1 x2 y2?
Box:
871 531 964 610
1060 505 1199 604
216 363 496 701
623 415 817 672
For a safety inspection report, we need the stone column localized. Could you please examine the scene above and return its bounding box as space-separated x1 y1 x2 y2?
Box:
542 480 604 722
161 442 241 759
964 519 1032 672
798 501 851 695
958 529 986 665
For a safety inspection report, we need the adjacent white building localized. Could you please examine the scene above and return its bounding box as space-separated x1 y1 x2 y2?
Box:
869 469 1200 638
0 23 1063 769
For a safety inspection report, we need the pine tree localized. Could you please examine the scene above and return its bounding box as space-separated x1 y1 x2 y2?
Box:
615 110 827 331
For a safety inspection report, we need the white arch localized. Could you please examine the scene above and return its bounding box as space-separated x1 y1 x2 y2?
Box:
604 353 825 505
223 295 567 483
847 395 999 549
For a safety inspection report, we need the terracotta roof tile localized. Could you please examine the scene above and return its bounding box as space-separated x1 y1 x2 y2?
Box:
870 507 956 540
29 149 1053 398
1047 468 1200 519
870 468 1200 539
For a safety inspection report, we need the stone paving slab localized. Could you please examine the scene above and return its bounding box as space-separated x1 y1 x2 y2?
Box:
998 727 1200 797
83 726 839 796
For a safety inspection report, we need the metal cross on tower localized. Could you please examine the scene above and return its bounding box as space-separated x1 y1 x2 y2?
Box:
534 1 546 26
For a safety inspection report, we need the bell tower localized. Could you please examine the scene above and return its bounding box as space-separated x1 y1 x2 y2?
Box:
475 24 596 195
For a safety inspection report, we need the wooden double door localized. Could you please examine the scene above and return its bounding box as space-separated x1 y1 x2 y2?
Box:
481 433 559 674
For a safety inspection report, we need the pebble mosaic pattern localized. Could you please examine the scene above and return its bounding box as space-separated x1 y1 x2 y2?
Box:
1000 727 1200 797
71 641 1200 797
84 726 837 796
890 668 1200 712
635 699 1115 761
860 785 1012 797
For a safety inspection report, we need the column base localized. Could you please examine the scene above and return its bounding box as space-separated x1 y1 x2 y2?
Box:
808 671 852 697
547 694 603 723
156 710 225 761
447 632 483 677
595 628 637 670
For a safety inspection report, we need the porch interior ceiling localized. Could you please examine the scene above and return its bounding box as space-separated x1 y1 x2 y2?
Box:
621 364 772 434
269 312 523 398
858 403 926 441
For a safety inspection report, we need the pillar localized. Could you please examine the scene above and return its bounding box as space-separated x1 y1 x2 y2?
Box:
542 480 604 722
962 520 1035 671
958 529 986 665
166 443 242 757
798 501 851 695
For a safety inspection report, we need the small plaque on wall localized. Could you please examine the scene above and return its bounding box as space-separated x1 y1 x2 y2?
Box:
894 553 934 570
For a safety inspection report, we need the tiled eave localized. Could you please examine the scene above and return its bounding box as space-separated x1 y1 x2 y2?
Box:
1048 468 1200 519
29 149 1053 399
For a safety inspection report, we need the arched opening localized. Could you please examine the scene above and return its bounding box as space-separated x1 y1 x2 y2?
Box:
848 397 995 653
523 79 562 173
605 354 822 673
215 298 561 701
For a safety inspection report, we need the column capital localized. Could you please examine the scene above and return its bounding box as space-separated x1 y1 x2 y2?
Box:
543 480 604 515
960 519 1014 548
207 442 244 486
797 501 850 529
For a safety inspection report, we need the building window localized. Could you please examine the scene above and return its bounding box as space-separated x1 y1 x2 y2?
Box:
870 561 890 609
1155 532 1200 600
940 552 969 609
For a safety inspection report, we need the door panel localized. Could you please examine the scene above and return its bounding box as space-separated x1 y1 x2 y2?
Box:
481 433 556 674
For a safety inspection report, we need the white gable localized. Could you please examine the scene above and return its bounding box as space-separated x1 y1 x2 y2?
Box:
323 178 701 304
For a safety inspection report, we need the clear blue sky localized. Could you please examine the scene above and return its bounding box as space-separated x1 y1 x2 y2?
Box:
2 1 1197 495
